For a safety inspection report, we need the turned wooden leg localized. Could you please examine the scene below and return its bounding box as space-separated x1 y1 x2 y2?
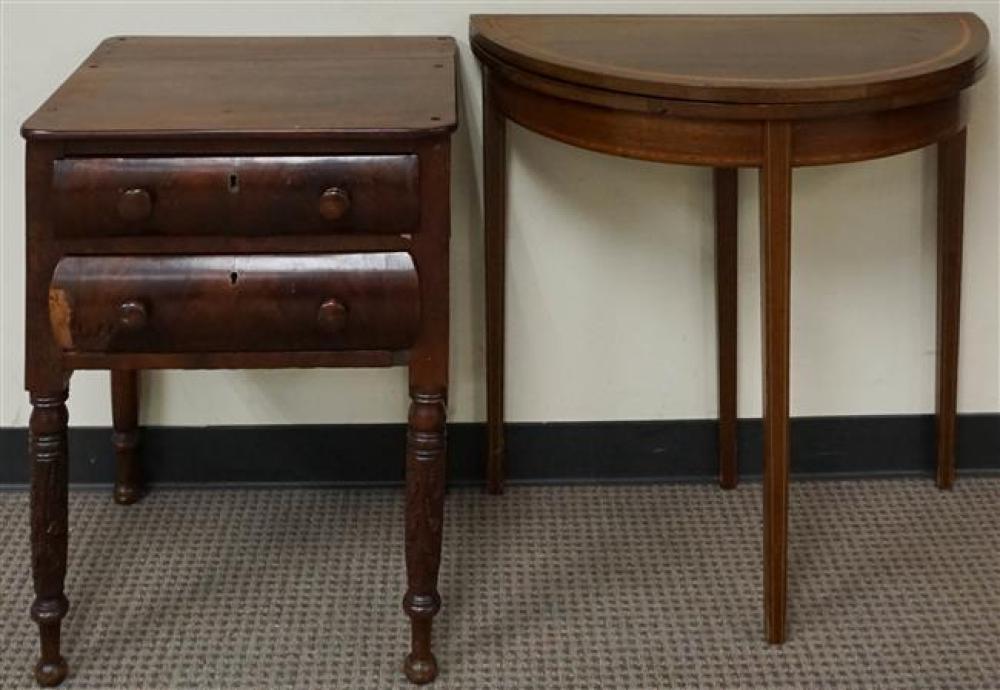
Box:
483 67 508 495
403 389 447 684
402 137 450 684
111 369 142 504
935 128 966 490
760 121 793 645
29 388 71 687
715 167 739 489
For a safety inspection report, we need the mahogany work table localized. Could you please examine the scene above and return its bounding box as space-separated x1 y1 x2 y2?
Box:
472 13 989 645
21 37 456 686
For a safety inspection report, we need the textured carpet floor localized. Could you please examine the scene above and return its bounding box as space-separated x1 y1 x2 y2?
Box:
1 478 999 689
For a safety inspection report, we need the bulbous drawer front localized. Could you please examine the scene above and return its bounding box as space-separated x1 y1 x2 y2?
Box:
52 155 420 237
48 253 420 353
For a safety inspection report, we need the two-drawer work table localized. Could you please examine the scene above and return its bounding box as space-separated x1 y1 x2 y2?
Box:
21 37 456 686
472 13 989 647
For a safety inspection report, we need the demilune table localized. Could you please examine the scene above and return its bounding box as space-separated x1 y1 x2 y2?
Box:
471 13 990 644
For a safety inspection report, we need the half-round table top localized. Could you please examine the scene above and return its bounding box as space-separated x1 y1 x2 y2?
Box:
470 13 990 105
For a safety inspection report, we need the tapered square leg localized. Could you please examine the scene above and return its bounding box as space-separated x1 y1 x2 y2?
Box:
714 167 739 489
483 67 508 495
759 121 793 645
935 128 966 490
29 388 71 687
111 369 142 505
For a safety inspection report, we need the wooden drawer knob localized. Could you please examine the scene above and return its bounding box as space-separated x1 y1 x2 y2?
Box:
317 298 348 333
117 300 148 331
318 187 350 221
117 188 152 221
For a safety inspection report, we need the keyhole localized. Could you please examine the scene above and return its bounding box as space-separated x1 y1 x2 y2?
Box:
229 271 238 285
228 173 239 192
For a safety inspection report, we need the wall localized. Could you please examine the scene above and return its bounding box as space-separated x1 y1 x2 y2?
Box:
1 1 997 432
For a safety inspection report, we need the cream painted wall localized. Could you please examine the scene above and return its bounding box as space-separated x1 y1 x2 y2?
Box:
1 1 997 428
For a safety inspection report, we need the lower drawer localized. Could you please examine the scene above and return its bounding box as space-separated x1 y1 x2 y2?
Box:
49 253 420 353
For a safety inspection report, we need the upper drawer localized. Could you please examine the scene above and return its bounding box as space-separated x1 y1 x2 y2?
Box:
52 155 420 237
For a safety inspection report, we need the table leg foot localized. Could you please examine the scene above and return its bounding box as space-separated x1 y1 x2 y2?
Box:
34 656 68 688
404 655 438 685
485 446 505 495
403 615 439 684
113 481 141 506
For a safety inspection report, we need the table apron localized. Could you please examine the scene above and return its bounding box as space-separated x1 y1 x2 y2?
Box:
490 71 966 168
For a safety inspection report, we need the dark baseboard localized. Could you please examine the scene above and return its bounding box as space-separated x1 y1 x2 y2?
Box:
0 414 997 488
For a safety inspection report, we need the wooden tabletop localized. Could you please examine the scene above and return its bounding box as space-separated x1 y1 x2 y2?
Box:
471 14 989 104
22 36 457 140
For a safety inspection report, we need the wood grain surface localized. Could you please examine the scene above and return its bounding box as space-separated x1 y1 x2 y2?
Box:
471 14 989 105
23 37 458 139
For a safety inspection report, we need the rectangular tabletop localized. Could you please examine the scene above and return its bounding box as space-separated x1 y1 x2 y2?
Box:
22 36 458 140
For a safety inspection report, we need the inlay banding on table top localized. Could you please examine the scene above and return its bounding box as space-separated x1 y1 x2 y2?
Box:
471 14 989 106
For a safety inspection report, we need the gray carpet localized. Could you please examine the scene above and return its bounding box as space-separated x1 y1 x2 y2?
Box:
1 478 999 689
